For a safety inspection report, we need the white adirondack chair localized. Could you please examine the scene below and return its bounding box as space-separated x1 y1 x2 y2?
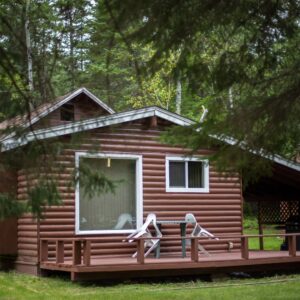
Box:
185 213 218 256
126 213 162 258
114 213 133 230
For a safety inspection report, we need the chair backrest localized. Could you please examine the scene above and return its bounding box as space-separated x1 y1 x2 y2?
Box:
114 213 133 230
185 213 216 238
139 213 162 238
185 213 197 224
141 213 156 230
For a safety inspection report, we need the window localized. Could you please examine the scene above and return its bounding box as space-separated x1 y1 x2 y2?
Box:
75 153 143 234
60 103 75 121
166 157 209 192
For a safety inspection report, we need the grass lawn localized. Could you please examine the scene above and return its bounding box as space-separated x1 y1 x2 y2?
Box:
244 227 285 250
1 272 300 300
243 217 285 250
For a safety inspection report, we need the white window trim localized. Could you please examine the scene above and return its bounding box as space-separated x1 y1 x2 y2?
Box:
75 152 143 235
165 156 209 193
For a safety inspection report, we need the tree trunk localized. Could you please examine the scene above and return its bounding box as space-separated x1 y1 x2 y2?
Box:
69 7 75 90
175 78 182 114
25 0 33 92
228 87 233 109
106 34 115 107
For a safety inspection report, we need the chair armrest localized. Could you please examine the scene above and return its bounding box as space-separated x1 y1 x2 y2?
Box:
125 230 138 243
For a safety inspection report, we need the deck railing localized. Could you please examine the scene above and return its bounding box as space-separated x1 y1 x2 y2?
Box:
40 233 300 267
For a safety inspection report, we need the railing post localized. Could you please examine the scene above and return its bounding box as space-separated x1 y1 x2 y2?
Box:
83 240 91 266
137 239 145 264
56 240 64 264
288 235 296 257
72 240 82 266
258 202 264 250
40 240 48 262
191 238 199 262
241 236 249 259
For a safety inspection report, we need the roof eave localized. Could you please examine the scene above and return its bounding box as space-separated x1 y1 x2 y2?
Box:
1 106 193 152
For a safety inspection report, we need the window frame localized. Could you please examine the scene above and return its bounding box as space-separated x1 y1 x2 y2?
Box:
75 152 143 235
165 156 209 193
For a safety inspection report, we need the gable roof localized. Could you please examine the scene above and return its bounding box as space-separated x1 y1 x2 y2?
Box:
0 87 115 133
1 103 299 173
0 106 193 151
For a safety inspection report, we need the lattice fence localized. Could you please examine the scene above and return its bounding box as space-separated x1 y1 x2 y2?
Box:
259 200 300 224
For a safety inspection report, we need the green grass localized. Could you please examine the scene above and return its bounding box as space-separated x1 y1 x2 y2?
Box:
244 228 285 250
1 272 300 300
243 217 284 250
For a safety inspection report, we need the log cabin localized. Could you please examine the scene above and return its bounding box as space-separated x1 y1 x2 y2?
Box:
0 88 299 281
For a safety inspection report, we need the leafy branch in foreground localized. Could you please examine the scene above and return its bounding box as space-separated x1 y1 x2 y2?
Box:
161 124 273 187
0 193 25 220
107 0 300 165
0 180 61 220
27 180 62 219
77 161 118 199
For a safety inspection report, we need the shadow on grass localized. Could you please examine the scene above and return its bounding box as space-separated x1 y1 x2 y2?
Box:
43 268 300 288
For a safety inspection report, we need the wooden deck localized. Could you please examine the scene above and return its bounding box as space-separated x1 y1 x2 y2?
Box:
40 250 300 281
39 233 300 281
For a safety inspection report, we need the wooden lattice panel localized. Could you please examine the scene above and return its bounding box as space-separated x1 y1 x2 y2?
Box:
259 200 300 224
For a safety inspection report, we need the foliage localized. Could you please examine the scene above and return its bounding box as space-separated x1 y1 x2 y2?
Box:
244 201 257 218
27 180 62 219
125 46 178 110
243 217 259 230
0 1 130 218
244 226 285 251
243 217 284 251
0 1 300 217
160 123 274 186
0 193 25 220
0 180 61 220
78 159 118 198
1 272 300 300
105 0 300 171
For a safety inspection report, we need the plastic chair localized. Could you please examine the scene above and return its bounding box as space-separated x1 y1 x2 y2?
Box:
114 213 133 230
126 213 162 258
185 213 218 256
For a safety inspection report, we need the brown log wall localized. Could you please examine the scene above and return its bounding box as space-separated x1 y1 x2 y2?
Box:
0 167 17 255
17 172 39 262
17 119 243 262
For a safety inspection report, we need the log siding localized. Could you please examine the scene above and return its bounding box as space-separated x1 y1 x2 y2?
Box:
17 119 243 266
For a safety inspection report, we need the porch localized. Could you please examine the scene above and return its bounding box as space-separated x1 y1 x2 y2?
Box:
39 233 300 281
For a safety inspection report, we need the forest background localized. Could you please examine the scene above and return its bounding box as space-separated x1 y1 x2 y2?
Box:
0 0 299 217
